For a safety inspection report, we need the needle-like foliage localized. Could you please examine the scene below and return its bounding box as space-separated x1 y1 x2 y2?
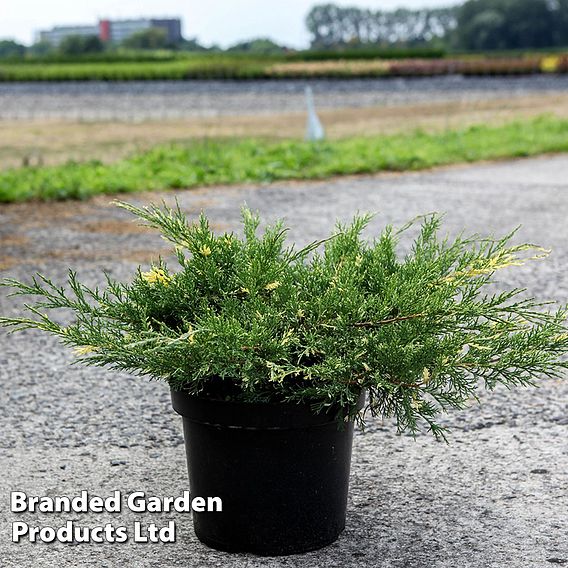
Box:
2 201 567 439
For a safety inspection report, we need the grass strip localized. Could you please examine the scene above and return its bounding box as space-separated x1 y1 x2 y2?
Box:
1 115 566 203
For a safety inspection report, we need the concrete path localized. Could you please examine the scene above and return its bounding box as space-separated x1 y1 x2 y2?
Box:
1 155 567 567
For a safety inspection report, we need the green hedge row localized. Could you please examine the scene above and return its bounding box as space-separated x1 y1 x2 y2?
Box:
286 46 446 61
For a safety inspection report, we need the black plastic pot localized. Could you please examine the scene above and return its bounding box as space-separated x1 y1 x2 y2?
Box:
171 389 364 556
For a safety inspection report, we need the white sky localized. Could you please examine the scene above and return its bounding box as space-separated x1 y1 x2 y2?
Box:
3 0 456 47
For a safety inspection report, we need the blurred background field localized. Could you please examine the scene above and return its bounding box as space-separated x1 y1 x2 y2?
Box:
1 0 568 201
1 51 568 82
4 0 568 80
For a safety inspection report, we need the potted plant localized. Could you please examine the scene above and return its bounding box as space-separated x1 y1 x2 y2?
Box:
1 201 567 556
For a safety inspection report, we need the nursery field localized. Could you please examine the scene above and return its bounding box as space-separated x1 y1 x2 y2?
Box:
1 115 568 202
0 56 270 82
1 50 568 81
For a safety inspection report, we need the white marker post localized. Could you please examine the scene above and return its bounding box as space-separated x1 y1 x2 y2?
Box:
305 86 325 141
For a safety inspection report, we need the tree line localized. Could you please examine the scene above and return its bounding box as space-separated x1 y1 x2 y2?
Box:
0 31 288 59
306 4 457 48
457 0 568 50
0 29 214 59
306 0 568 51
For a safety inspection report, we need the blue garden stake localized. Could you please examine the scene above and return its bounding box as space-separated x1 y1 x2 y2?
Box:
305 86 325 141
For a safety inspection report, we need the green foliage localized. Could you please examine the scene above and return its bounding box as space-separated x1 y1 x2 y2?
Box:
287 46 446 61
1 49 184 64
58 35 105 56
1 116 568 203
178 38 214 52
228 38 287 55
2 203 567 438
0 40 26 59
456 0 568 50
305 3 457 48
27 41 54 57
305 0 568 52
122 28 170 50
0 54 272 81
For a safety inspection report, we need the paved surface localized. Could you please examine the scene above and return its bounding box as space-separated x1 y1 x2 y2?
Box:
2 75 568 120
1 155 567 567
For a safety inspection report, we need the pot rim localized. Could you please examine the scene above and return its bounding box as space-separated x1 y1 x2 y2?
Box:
170 388 365 430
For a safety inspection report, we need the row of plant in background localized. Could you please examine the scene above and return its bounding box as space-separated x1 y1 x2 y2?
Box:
1 54 567 81
1 46 447 64
1 50 193 64
266 60 390 78
386 57 540 77
1 116 566 203
388 56 568 76
0 56 271 81
266 56 563 78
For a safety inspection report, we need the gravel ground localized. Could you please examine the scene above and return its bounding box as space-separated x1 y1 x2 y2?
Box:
1 75 568 120
1 156 567 567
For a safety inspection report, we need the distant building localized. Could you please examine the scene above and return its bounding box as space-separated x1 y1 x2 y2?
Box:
39 25 100 46
99 19 182 44
149 19 182 43
38 18 182 46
